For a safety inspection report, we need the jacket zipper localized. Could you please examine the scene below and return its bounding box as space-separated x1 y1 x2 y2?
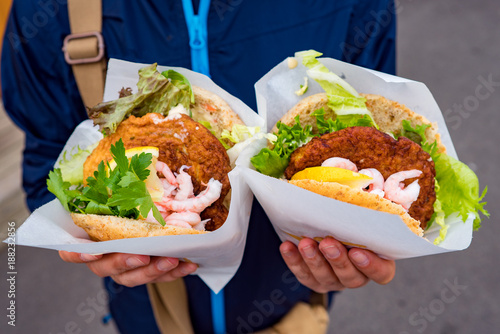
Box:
181 2 226 334
182 0 211 77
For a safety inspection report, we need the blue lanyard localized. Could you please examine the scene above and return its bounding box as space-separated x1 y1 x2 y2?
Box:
209 289 226 334
181 2 226 334
182 0 211 77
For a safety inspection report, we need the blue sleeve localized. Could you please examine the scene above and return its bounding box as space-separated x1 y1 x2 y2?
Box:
342 0 397 74
1 0 88 211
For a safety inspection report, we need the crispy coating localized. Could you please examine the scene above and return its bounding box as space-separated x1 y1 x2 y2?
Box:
84 113 231 231
284 126 436 228
201 203 228 231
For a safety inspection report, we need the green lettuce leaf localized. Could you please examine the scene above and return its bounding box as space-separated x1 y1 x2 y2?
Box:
58 143 98 185
394 120 430 145
295 77 309 96
161 69 195 104
251 116 314 177
295 50 376 124
250 148 291 178
313 108 375 134
432 152 489 229
88 64 193 135
401 122 489 243
430 181 448 245
221 125 263 145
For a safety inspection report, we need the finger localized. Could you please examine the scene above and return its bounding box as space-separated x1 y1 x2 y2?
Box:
150 262 199 284
112 257 195 287
348 249 396 285
59 250 103 263
86 253 151 278
319 238 369 289
297 238 343 292
280 241 320 290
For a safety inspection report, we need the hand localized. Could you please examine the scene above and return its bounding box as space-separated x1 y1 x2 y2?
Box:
59 251 198 288
279 237 395 293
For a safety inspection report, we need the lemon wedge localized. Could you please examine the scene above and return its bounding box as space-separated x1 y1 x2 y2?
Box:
108 146 164 202
291 167 373 189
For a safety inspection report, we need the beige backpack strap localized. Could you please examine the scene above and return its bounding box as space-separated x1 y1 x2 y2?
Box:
147 280 195 334
63 0 106 108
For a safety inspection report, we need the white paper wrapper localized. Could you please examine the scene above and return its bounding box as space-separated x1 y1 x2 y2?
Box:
12 59 264 292
240 56 473 260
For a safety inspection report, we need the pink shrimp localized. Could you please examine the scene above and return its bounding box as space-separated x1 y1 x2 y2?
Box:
383 170 422 211
193 219 210 231
359 168 385 197
165 211 201 227
161 178 222 213
156 161 178 187
145 207 172 223
162 219 192 229
174 166 194 201
160 179 177 198
321 157 358 172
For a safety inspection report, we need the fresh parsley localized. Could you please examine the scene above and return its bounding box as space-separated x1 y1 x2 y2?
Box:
47 139 166 226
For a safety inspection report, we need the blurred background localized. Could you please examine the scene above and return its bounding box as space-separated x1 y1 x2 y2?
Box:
0 0 498 333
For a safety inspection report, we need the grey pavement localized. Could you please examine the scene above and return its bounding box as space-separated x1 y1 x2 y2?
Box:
1 0 499 333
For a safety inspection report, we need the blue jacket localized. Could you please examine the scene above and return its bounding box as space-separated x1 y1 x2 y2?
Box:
2 0 396 333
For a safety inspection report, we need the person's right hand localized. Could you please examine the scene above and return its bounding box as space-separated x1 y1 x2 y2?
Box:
59 251 198 287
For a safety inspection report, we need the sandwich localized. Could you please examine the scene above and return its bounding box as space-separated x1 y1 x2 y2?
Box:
251 50 488 243
48 64 255 241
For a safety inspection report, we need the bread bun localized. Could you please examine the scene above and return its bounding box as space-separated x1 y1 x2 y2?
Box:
191 86 245 143
272 93 446 154
289 179 424 236
71 213 207 241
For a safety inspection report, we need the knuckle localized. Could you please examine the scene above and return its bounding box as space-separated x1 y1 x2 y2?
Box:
320 278 339 288
304 257 323 270
296 272 312 282
330 258 350 270
86 264 107 278
346 277 368 289
112 275 135 288
170 268 188 279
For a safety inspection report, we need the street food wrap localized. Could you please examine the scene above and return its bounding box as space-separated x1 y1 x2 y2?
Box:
12 59 264 292
239 52 488 260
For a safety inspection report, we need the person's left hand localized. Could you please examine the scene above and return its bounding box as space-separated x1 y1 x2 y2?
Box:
280 237 395 293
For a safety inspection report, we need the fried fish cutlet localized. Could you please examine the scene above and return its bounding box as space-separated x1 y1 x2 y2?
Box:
284 126 436 228
83 113 231 230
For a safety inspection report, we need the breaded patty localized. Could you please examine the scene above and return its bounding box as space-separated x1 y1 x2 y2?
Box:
84 113 231 230
284 126 436 228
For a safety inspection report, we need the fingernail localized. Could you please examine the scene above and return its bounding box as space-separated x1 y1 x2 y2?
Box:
322 245 341 259
280 245 294 257
157 258 175 272
126 257 146 269
302 245 317 259
180 263 197 275
351 251 369 267
80 253 102 262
